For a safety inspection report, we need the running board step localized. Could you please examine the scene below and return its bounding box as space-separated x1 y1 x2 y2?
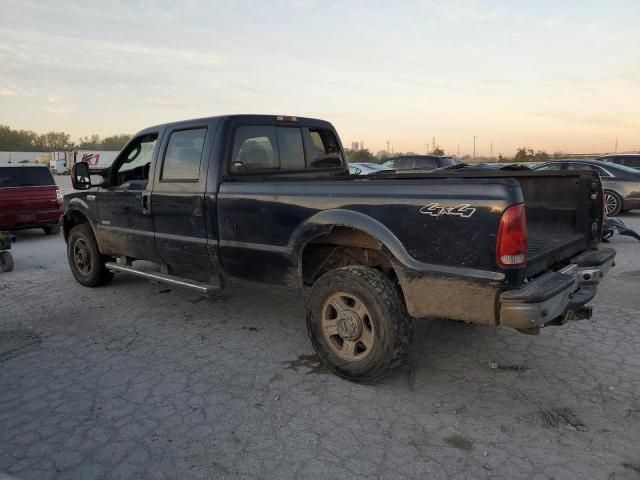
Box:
105 262 219 295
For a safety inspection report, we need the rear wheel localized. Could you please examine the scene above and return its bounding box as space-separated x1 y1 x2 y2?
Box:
67 224 114 287
604 191 622 216
0 251 14 272
43 225 61 235
306 266 412 383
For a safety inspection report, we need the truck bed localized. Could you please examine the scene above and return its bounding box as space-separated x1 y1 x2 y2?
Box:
527 231 586 275
369 169 601 279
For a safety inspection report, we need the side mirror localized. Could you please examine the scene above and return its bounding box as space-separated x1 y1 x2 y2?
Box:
71 162 92 190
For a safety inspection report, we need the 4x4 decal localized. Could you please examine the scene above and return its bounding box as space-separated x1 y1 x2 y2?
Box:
419 203 476 218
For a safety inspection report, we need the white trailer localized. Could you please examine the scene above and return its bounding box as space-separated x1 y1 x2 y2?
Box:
49 152 68 174
73 150 119 170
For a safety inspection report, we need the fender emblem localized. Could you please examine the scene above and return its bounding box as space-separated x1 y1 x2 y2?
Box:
420 203 476 218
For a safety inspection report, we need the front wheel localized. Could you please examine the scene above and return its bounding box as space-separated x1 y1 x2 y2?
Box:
306 266 412 383
67 224 114 287
604 191 623 217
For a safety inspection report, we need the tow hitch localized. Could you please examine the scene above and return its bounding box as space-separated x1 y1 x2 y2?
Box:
545 305 593 327
563 305 593 321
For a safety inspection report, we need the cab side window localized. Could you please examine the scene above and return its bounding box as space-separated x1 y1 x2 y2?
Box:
161 128 207 181
114 134 157 186
303 128 343 169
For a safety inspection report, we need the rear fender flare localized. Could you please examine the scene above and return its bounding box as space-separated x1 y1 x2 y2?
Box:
290 209 412 286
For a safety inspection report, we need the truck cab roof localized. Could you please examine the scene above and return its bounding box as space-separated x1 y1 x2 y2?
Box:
136 114 334 137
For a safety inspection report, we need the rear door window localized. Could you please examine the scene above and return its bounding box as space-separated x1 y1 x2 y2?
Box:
394 157 415 170
622 157 640 168
565 163 610 176
0 167 55 187
414 157 436 169
161 128 207 181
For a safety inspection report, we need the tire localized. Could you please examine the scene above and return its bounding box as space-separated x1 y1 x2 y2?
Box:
67 224 114 287
604 191 622 217
306 266 412 383
0 251 14 272
43 225 61 235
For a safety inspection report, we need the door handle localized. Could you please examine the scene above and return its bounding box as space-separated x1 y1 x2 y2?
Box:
141 192 151 214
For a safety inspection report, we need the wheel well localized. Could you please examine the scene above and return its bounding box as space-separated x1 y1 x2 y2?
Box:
300 226 398 286
63 210 90 241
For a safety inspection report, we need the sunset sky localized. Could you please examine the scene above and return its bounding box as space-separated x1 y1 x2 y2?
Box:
1 0 639 156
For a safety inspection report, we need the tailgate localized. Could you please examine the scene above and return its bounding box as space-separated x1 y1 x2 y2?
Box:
0 186 61 225
516 172 602 276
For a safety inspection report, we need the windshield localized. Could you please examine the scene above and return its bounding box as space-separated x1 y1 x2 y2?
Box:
363 163 392 170
0 166 55 187
439 157 457 167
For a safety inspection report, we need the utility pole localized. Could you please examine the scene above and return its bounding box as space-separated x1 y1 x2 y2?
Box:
386 140 390 153
615 137 618 153
432 136 436 152
473 136 477 160
457 146 460 158
490 142 493 158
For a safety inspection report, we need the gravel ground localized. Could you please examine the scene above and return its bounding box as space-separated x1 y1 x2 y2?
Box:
1 179 639 479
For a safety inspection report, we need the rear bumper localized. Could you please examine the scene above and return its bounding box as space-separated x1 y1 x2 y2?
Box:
0 208 62 231
499 247 616 330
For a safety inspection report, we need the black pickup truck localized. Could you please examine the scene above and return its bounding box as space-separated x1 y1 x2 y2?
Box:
62 114 615 382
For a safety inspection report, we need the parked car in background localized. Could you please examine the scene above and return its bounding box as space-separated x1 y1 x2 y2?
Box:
534 160 640 216
0 164 63 234
348 162 394 175
434 162 532 172
384 155 457 171
597 154 640 171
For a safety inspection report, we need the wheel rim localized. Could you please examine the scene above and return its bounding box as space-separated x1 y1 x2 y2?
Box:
605 193 618 215
73 238 91 275
321 292 375 361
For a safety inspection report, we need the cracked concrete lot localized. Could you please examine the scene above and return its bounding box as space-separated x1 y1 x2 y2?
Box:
1 180 639 479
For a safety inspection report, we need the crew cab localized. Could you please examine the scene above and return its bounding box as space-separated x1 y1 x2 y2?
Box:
0 164 63 234
61 115 615 382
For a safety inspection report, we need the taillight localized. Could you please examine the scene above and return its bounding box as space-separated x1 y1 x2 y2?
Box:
56 187 63 206
496 203 527 269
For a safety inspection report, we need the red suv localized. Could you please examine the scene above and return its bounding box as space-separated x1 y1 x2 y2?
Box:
0 164 63 234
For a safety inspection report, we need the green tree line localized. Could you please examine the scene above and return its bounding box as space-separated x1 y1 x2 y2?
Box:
0 125 131 152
